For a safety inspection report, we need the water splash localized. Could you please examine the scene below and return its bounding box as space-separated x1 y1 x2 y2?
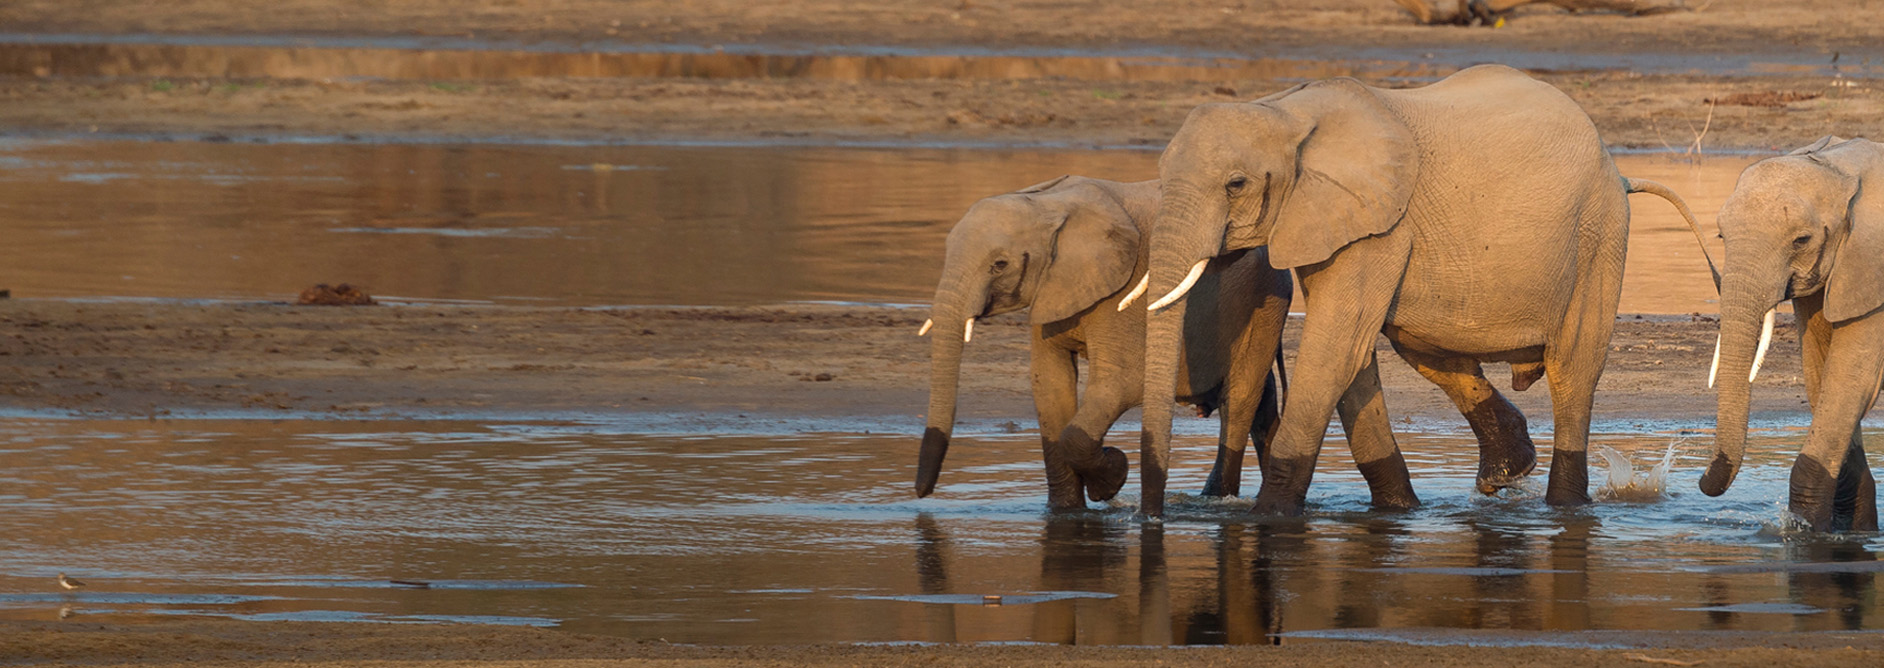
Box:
1596 439 1683 501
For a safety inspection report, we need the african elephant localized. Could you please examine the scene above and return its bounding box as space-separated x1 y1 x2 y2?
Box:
1700 136 1883 532
1128 64 1703 517
914 175 1292 510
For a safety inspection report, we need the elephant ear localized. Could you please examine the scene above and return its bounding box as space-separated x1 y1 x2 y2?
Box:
1265 81 1420 270
1014 174 1072 194
1789 135 1849 156
1824 153 1884 322
1031 186 1142 325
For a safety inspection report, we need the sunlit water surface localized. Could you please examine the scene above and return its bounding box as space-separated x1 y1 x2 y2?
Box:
0 138 1734 312
2 418 1881 644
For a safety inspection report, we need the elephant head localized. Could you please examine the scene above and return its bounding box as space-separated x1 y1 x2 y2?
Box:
1702 136 1884 497
1132 80 1419 507
915 176 1143 497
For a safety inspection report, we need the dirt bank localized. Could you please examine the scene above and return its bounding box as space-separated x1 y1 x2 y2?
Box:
3 0 1881 62
0 300 1800 426
0 69 1875 151
6 617 1884 667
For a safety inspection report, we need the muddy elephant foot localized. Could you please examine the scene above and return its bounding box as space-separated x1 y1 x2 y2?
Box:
1200 446 1245 498
1542 448 1590 506
1249 487 1306 517
1081 447 1129 502
1475 441 1537 495
1791 456 1838 531
1830 444 1878 532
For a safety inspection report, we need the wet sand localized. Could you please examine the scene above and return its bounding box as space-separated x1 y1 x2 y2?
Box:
0 300 1796 424
7 617 1884 667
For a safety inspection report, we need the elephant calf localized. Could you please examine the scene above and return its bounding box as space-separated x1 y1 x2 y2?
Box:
913 175 1292 510
1701 136 1884 531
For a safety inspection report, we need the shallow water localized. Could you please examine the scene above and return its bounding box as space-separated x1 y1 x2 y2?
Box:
2 417 1881 644
0 138 1739 312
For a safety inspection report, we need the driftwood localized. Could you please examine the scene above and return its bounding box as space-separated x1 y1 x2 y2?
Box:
1393 0 1685 25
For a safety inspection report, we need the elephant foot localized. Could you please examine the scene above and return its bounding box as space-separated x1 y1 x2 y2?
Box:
1791 456 1838 532
1081 447 1129 502
1543 448 1590 507
1475 443 1536 495
1200 446 1244 498
1249 489 1306 517
1356 454 1420 511
1248 455 1313 516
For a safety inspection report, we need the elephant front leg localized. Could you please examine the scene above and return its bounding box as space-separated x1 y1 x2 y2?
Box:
1389 341 1536 495
1030 342 1087 510
1055 361 1138 505
1789 327 1884 531
1250 234 1408 517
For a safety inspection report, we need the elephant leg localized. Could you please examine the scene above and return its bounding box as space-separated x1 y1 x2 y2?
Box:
1031 340 1087 510
1204 371 1280 498
1795 295 1878 532
1389 342 1536 495
1204 292 1290 498
1251 232 1408 517
1832 436 1878 532
1790 320 1884 531
1057 365 1137 504
1335 351 1420 510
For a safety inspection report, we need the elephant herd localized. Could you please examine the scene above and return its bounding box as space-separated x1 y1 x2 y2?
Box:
913 64 1884 533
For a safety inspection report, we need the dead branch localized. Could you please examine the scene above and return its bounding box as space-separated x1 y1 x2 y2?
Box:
1394 0 1686 25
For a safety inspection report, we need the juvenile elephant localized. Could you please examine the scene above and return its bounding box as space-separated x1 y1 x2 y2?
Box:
1701 136 1884 531
914 175 1292 510
1128 64 1702 517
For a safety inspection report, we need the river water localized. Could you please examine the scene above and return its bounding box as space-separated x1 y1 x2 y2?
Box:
0 417 1879 643
0 138 1734 312
0 136 1873 645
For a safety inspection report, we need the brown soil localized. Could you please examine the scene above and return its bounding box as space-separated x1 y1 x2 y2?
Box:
0 300 1797 424
0 71 1876 151
5 617 1884 667
2 0 1880 61
0 2 1877 150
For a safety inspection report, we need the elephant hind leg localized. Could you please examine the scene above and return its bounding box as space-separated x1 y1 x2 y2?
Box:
1389 341 1536 495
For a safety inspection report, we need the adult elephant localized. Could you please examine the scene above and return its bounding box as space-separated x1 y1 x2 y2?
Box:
914 175 1293 509
1132 64 1701 517
1700 136 1883 532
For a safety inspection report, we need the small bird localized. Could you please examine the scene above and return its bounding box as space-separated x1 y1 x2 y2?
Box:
57 573 85 590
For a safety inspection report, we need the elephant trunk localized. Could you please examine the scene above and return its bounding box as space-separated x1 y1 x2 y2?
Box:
1702 268 1786 497
915 278 984 498
1138 188 1225 516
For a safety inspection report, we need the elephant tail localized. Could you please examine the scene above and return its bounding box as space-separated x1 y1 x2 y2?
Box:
1625 177 1721 293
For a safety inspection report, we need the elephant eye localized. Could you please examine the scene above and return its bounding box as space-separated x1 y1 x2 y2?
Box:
1225 176 1249 194
992 259 1009 272
1793 234 1813 248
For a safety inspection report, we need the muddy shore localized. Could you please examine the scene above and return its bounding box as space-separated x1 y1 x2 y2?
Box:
0 300 1802 425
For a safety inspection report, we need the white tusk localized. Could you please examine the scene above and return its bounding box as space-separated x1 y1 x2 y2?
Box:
1749 309 1775 383
1707 333 1721 389
918 318 933 336
1147 260 1209 312
1117 274 1150 311
963 318 975 343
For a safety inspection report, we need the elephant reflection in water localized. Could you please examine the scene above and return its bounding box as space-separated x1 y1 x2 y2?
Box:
910 513 1133 644
910 514 1603 644
1693 540 1879 633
